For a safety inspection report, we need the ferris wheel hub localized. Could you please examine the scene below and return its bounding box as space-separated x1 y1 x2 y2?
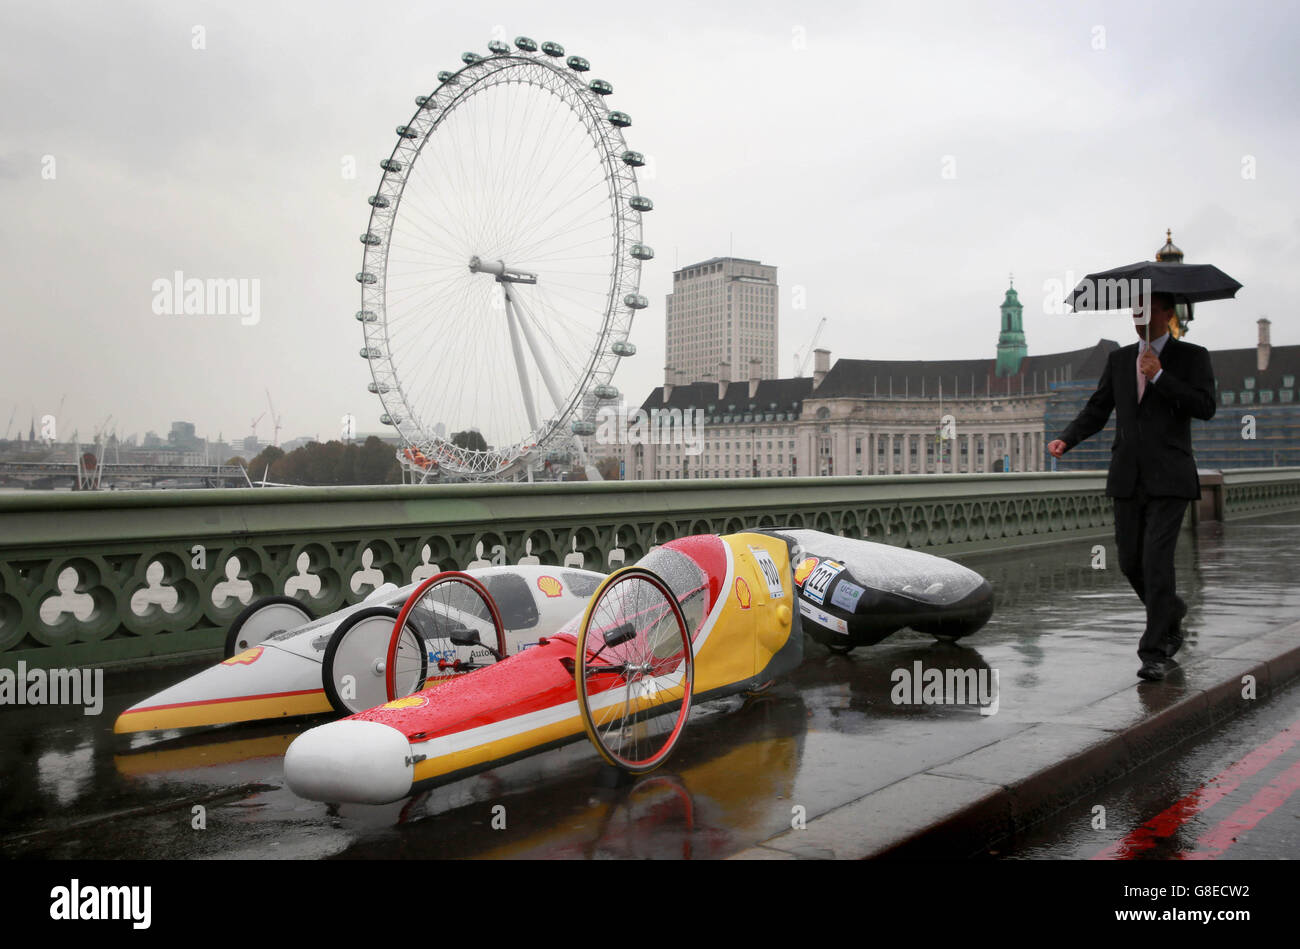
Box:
468 256 538 284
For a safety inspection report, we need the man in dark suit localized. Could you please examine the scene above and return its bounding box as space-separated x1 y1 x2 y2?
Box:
1048 292 1217 681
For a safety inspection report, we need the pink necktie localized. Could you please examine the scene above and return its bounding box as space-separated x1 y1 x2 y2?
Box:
1136 343 1147 402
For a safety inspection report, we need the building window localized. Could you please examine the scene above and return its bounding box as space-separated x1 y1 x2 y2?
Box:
1284 375 1295 388
1281 390 1294 403
1222 391 1235 405
1244 377 1255 390
1240 390 1255 404
1260 390 1274 403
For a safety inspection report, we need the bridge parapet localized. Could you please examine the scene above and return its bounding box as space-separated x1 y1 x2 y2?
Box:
2 469 1298 670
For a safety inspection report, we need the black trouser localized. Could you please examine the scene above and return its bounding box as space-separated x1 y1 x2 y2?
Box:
1112 487 1188 663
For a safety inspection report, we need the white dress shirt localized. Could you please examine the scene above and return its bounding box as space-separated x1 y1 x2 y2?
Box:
1140 331 1169 385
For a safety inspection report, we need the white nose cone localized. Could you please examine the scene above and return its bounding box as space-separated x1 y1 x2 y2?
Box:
284 720 414 804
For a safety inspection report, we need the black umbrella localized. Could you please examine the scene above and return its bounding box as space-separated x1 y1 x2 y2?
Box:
1064 231 1243 340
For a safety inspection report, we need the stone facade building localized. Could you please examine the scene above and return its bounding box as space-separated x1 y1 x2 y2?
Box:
625 282 1114 480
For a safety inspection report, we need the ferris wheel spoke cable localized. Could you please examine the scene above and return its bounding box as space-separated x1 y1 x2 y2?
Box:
510 295 589 405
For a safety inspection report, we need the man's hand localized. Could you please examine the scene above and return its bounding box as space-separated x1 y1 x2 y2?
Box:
1139 348 1161 380
1048 439 1068 458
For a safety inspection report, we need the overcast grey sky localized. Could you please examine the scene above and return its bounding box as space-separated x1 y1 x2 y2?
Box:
2 0 1296 447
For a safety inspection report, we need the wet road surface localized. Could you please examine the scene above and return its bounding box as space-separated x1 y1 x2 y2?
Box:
995 676 1300 859
3 513 1299 858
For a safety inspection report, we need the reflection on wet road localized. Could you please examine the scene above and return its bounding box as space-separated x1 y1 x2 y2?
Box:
4 513 1299 858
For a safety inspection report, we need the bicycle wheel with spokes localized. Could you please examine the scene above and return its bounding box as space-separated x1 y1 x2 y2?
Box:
576 566 694 773
388 571 506 700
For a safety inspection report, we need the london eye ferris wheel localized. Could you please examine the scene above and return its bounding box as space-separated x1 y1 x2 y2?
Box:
356 35 651 481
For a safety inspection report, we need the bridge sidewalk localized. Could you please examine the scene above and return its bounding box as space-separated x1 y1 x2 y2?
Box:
731 618 1300 859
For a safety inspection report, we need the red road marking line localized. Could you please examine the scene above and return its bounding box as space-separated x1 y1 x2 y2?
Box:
1184 756 1300 859
1092 718 1300 860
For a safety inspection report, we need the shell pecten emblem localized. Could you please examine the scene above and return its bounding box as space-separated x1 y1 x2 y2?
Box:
734 576 752 609
222 647 264 666
793 557 819 586
381 694 429 711
537 575 563 598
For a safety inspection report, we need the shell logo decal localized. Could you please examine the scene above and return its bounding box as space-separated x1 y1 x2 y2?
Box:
381 694 429 711
537 575 563 598
222 647 263 666
794 558 819 586
734 577 752 609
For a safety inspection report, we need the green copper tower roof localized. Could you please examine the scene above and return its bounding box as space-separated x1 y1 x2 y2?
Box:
995 276 1027 377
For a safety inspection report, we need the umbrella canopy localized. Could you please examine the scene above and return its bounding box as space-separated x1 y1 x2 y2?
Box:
1065 260 1242 312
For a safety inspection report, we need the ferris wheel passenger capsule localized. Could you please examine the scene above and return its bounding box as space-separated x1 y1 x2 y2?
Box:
395 126 418 139
630 243 654 260
607 111 632 128
360 347 382 359
611 340 637 356
514 36 538 52
624 294 649 309
488 40 509 54
462 52 483 65
567 56 590 71
380 413 402 425
367 381 389 394
594 385 620 400
437 70 458 83
368 195 390 208
571 420 597 436
589 79 613 95
380 159 403 172
629 195 653 212
355 310 378 322
356 272 378 284
360 233 381 245
541 41 565 57
621 150 645 167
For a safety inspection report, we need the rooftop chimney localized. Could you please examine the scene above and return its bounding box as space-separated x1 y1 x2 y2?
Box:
812 348 830 389
663 365 675 402
748 358 762 399
1258 317 1272 372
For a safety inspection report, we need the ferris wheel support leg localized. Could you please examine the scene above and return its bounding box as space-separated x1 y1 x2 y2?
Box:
503 295 540 432
507 290 566 413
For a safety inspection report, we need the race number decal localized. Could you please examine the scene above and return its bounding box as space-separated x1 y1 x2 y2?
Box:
802 559 845 606
748 546 785 600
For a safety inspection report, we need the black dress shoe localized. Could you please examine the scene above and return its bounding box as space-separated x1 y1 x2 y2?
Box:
1137 660 1165 681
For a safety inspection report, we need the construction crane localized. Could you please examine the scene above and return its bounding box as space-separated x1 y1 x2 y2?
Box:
265 389 282 448
93 414 113 445
4 404 15 440
792 316 828 377
250 411 266 444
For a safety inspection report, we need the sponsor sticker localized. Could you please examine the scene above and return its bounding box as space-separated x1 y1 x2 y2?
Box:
734 576 752 609
381 694 429 711
748 546 785 600
802 559 845 606
222 647 264 666
537 576 563 598
798 597 849 635
830 579 867 613
793 557 819 586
